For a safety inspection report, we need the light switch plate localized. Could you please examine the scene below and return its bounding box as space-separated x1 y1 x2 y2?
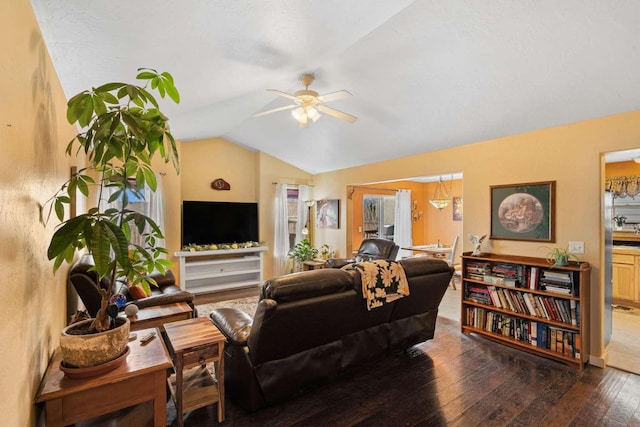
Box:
568 241 585 254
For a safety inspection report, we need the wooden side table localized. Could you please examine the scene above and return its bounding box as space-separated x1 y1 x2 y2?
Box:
119 301 193 332
35 327 172 427
164 317 226 425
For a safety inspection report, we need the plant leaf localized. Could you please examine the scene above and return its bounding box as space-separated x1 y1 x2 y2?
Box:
78 96 94 128
47 215 88 260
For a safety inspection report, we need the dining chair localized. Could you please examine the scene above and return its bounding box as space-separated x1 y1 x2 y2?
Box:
446 234 461 290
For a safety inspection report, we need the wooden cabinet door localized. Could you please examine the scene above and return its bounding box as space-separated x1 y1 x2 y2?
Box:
613 262 635 301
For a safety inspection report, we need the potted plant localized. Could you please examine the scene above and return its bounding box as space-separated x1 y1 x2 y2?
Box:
320 244 331 260
287 239 319 271
613 214 627 231
544 247 579 267
42 68 180 368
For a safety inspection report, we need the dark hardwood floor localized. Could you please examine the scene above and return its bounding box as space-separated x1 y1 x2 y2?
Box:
167 316 640 427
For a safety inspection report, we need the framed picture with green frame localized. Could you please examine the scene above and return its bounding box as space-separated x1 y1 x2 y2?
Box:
490 181 555 242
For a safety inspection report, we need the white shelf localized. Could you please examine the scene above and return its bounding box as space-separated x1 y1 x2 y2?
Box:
183 281 261 294
175 246 268 295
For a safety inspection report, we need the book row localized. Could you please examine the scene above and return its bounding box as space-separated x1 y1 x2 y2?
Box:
465 261 578 296
465 285 579 326
465 307 581 360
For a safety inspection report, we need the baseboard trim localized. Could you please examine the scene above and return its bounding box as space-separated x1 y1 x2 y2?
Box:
589 351 607 368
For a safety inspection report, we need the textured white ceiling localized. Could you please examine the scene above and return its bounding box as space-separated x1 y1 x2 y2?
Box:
30 0 640 174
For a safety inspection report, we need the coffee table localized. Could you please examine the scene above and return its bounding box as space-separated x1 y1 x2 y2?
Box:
163 317 226 425
119 301 193 331
35 327 172 427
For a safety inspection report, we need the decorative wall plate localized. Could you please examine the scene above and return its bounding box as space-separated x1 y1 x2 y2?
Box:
211 178 231 190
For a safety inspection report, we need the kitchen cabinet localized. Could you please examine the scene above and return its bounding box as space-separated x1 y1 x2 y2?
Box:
612 247 640 306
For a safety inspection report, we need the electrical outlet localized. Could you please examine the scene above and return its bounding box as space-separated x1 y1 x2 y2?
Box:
568 241 585 254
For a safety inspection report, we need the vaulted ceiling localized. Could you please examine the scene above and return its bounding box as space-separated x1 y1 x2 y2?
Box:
31 1 640 174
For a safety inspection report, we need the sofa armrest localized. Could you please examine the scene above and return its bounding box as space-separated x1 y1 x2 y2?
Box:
210 308 253 346
124 290 193 310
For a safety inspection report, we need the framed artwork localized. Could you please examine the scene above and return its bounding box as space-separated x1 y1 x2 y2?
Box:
490 181 555 242
316 199 340 229
452 197 463 221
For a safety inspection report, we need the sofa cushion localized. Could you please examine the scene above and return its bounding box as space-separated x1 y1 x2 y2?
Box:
260 268 355 302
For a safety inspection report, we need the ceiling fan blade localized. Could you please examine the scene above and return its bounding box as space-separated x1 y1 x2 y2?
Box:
266 89 298 101
316 105 358 123
253 104 297 117
317 90 352 103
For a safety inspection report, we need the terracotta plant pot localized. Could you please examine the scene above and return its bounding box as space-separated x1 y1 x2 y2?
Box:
60 317 130 368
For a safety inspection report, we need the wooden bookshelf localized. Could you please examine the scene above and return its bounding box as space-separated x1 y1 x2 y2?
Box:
461 252 591 370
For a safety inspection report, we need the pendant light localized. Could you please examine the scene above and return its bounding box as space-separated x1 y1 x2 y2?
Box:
429 176 451 210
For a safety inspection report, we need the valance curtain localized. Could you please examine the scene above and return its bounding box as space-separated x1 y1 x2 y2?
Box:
605 176 640 198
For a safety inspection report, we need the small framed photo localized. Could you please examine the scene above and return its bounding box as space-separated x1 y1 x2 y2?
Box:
316 199 340 229
490 181 555 242
453 197 463 221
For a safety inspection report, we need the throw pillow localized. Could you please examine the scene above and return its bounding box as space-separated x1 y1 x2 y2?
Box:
128 285 147 300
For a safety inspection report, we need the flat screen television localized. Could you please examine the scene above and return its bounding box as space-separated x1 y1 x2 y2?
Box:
181 201 259 246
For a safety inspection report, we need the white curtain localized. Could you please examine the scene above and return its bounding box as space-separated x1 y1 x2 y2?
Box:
100 173 165 252
147 175 165 249
394 189 413 259
273 183 290 277
296 185 311 243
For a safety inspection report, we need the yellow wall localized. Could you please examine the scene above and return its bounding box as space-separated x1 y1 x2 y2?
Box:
314 111 640 365
180 137 258 202
0 1 80 425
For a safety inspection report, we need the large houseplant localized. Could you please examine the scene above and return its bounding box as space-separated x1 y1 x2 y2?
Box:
288 239 318 271
43 69 180 365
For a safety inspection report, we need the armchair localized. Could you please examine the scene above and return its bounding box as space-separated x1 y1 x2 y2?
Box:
325 238 399 268
68 253 196 318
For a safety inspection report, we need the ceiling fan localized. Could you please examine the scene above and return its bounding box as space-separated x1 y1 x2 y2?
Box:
253 74 357 128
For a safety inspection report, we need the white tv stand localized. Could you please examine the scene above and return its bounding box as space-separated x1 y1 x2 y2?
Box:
174 246 268 294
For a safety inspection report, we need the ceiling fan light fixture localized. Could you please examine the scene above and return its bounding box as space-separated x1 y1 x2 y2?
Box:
307 106 320 122
291 107 307 123
255 73 356 126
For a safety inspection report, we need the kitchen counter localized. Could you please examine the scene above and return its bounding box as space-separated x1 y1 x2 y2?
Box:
613 231 640 242
613 246 640 255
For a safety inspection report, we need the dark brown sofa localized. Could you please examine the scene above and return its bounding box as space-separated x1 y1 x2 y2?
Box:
209 257 453 412
68 253 195 317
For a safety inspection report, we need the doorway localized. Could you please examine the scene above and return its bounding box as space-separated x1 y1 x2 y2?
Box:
604 149 640 375
363 194 396 240
348 175 463 252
